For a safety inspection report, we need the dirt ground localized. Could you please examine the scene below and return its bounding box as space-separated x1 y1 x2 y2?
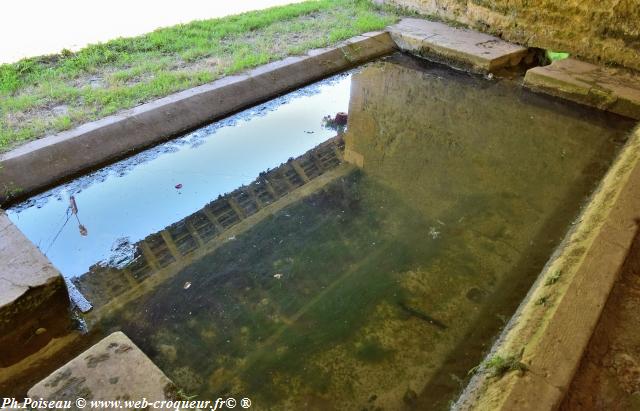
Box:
561 228 640 411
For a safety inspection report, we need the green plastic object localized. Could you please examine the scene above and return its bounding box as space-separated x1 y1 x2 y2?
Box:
546 50 570 62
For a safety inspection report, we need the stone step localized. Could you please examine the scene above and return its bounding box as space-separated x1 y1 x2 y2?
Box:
524 58 640 120
28 332 179 410
388 18 528 73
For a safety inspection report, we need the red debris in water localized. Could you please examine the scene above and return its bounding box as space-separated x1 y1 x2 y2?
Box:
175 184 183 189
334 112 348 126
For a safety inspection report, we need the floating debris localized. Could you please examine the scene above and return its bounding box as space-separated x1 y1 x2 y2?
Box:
175 183 183 189
273 273 283 280
183 281 192 290
429 226 440 239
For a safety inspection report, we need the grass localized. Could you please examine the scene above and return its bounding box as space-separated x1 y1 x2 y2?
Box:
0 0 402 152
535 294 551 307
483 354 528 377
545 270 562 286
469 352 528 378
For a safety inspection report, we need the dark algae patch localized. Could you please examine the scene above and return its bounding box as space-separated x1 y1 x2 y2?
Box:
8 54 635 408
397 301 448 330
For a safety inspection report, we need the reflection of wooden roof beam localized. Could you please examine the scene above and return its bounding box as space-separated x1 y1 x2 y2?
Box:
84 139 352 323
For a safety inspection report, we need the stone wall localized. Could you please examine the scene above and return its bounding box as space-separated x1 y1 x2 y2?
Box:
382 0 640 71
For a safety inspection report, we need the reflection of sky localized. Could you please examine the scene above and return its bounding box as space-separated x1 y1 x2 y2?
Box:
8 74 352 279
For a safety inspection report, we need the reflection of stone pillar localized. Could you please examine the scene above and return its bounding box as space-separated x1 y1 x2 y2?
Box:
139 241 161 271
290 160 311 183
344 148 364 168
185 221 205 247
160 230 181 260
201 207 225 232
227 198 246 219
121 267 139 287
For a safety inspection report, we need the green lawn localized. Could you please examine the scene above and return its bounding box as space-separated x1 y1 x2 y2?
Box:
0 0 401 152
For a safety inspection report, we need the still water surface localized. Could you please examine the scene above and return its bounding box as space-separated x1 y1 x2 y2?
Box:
8 54 635 409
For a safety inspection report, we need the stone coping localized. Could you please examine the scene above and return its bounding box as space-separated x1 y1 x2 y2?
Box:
525 58 640 120
388 18 529 72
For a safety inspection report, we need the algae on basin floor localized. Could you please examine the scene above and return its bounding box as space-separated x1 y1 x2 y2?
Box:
90 56 632 409
6 53 635 407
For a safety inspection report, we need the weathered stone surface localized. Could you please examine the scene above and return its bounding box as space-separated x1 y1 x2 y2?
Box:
525 58 640 120
382 0 640 72
28 332 178 410
388 18 528 72
0 210 71 368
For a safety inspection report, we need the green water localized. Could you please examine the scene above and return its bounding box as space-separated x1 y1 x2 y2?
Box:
14 53 635 408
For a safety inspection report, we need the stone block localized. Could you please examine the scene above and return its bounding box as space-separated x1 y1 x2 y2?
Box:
0 210 70 368
28 332 179 410
388 18 528 72
524 58 640 119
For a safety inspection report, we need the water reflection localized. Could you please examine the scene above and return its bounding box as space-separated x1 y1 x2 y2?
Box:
75 137 347 310
8 74 352 278
6 54 635 408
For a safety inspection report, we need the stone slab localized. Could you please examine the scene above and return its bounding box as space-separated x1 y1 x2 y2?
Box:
524 58 640 120
388 18 528 72
28 332 178 410
0 211 63 307
0 32 396 205
0 209 71 368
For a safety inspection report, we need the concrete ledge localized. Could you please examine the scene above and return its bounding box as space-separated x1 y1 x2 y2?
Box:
28 332 178 409
455 125 640 410
0 32 396 205
0 210 71 369
388 18 528 73
525 58 640 120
